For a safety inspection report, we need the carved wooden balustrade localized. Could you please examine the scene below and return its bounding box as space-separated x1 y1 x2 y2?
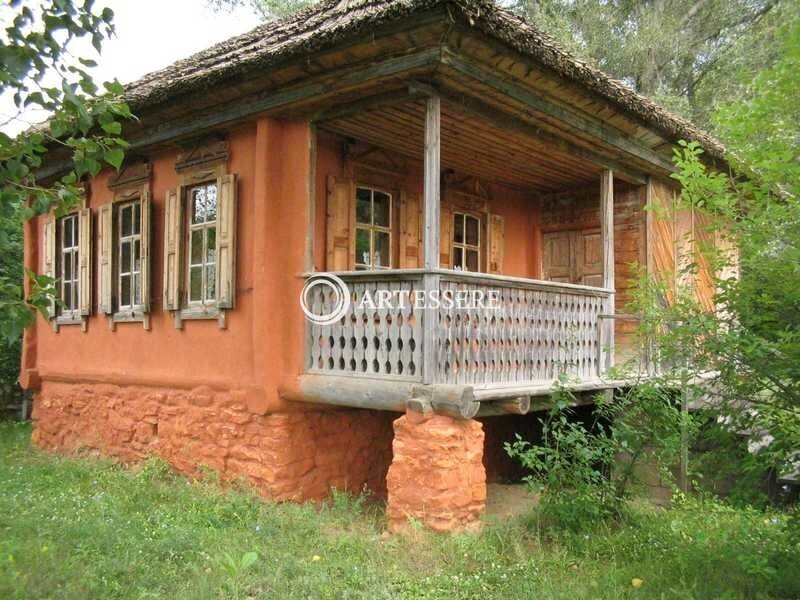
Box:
304 270 613 390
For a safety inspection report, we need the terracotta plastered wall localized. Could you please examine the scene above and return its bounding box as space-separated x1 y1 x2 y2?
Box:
23 118 315 414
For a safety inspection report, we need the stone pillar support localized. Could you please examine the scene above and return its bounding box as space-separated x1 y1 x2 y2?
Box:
386 410 486 533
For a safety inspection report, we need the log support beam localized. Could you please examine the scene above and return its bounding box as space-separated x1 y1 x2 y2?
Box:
421 94 441 384
600 169 616 371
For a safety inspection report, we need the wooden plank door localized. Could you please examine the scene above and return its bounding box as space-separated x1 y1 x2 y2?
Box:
543 231 573 283
576 230 603 287
543 229 603 286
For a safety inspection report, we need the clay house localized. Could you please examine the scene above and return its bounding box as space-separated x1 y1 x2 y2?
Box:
21 0 725 532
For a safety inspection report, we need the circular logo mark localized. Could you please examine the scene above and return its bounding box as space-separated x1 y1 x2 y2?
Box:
300 273 351 325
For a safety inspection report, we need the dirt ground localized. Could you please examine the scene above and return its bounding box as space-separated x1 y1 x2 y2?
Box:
484 483 539 520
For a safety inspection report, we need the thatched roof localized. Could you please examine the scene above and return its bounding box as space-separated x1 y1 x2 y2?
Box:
125 0 725 160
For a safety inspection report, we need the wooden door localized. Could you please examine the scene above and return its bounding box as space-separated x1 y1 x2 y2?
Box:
543 229 603 286
577 230 603 287
543 231 573 283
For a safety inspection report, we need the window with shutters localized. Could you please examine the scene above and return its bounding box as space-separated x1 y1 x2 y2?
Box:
452 212 481 272
354 186 392 270
100 169 152 329
116 201 142 310
186 182 218 305
163 146 236 329
57 214 80 317
47 205 91 329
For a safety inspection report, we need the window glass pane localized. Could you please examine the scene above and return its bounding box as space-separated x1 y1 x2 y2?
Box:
121 241 131 273
355 188 372 225
466 216 479 246
206 264 216 301
206 226 216 263
454 214 464 244
63 282 72 310
133 240 141 273
133 273 141 306
120 274 131 307
189 267 202 301
466 249 479 272
190 230 203 265
121 205 132 237
205 185 217 222
72 275 79 309
374 231 390 268
355 228 370 266
453 246 463 269
373 191 390 227
133 202 141 235
191 187 206 224
63 218 73 249
63 250 72 280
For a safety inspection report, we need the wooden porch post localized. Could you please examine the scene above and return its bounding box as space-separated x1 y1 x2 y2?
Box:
601 169 615 371
422 95 441 384
423 95 441 270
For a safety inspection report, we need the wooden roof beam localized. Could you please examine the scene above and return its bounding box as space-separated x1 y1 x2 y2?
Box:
409 80 648 186
439 47 675 175
312 88 426 122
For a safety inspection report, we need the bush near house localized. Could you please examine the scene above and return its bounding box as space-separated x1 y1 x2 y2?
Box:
0 422 797 599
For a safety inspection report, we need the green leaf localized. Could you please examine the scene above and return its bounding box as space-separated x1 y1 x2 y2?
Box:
105 147 124 170
100 121 121 135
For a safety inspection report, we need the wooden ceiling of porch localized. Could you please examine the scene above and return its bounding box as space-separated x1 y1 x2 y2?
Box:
320 98 603 193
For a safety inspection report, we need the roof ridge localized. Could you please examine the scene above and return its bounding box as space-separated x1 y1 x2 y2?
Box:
121 0 725 160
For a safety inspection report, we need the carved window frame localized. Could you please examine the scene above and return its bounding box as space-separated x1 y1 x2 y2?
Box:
56 212 82 324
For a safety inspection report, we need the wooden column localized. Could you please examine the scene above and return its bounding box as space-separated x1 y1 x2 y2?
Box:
423 96 441 270
422 95 441 384
601 169 615 371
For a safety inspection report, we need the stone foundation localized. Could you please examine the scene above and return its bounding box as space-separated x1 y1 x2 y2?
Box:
32 381 395 501
386 411 486 533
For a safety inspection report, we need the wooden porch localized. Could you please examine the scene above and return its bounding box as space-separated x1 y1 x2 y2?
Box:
293 86 650 417
298 268 616 417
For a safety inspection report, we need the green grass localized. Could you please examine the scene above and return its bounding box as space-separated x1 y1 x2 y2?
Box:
0 422 797 599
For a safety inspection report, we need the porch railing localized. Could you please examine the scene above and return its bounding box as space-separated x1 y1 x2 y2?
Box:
303 269 612 387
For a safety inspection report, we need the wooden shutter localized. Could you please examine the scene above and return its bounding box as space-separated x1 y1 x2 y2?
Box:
399 190 422 268
326 175 354 271
439 203 453 268
139 188 152 312
98 203 113 314
78 207 92 316
487 214 505 274
42 216 56 319
215 173 237 309
163 187 183 311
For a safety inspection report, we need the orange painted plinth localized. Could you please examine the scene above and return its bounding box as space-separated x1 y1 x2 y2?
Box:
386 412 486 533
32 381 394 502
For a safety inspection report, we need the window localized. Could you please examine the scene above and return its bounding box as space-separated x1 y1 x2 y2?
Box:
58 214 80 316
163 165 236 328
452 212 481 272
99 180 151 327
186 182 218 305
117 201 142 310
44 206 90 329
355 186 391 270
